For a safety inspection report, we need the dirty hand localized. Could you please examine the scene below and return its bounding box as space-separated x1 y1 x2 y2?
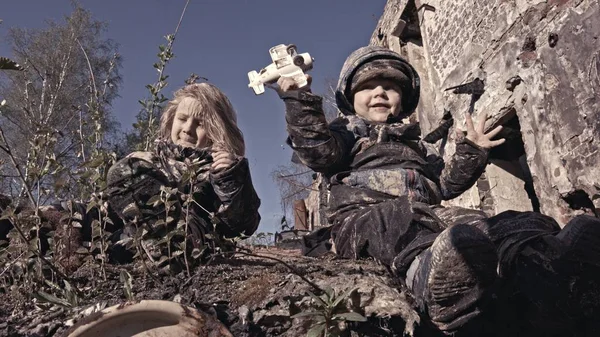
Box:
458 111 506 149
211 148 236 173
268 74 312 94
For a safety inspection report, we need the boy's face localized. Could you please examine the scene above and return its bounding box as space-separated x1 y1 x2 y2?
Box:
171 97 210 148
352 79 403 123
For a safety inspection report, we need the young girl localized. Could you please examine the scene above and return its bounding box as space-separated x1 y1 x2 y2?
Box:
106 83 260 262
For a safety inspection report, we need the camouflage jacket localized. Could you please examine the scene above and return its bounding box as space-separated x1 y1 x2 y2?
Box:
280 46 488 221
281 90 488 220
106 140 261 239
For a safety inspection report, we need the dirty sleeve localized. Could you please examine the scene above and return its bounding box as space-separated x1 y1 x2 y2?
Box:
210 157 261 237
424 139 489 200
280 90 353 173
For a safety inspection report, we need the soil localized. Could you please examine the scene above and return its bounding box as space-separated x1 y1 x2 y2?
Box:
0 247 420 337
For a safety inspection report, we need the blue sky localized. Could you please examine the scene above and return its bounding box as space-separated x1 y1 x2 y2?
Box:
0 0 386 233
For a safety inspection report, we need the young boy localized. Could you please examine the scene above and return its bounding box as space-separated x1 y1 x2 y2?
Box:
272 45 600 336
271 45 507 334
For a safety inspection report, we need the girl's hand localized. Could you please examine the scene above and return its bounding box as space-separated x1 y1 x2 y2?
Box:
211 148 236 173
458 111 506 149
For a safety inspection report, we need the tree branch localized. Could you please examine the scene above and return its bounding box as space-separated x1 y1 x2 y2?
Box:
0 124 36 206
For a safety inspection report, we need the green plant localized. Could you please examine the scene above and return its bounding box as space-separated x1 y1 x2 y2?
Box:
292 286 367 337
33 279 79 308
127 0 190 152
120 269 135 301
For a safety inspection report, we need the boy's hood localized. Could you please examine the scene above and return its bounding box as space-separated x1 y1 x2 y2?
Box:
335 46 421 116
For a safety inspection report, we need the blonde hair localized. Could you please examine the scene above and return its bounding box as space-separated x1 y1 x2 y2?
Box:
160 83 245 156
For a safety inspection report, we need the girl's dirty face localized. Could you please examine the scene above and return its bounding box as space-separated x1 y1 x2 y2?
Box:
352 79 403 123
170 97 210 149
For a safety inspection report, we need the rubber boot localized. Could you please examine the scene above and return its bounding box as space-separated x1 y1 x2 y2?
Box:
407 224 498 335
556 215 600 336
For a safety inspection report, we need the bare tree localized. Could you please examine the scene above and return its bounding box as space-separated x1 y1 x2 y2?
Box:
0 5 122 203
271 162 316 219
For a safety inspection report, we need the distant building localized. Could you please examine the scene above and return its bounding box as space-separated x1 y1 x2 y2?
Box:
299 173 329 231
274 173 330 249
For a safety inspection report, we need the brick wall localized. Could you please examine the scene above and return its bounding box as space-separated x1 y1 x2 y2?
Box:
371 0 600 224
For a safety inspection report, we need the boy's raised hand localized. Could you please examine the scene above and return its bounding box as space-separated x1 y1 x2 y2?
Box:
268 74 312 94
458 111 506 149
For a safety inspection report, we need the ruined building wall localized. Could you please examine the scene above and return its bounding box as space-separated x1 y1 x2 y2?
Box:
303 174 330 230
371 0 600 224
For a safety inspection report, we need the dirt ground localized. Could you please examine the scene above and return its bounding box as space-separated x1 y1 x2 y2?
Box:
0 247 422 337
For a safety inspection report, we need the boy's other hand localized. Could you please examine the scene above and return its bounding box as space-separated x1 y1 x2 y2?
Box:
268 75 312 94
458 111 506 149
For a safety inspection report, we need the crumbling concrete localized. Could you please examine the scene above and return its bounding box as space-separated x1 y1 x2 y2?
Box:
371 0 600 225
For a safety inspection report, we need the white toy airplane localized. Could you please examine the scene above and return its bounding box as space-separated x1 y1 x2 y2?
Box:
248 44 314 95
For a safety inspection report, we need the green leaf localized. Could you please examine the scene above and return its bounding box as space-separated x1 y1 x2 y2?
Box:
33 291 71 308
332 312 367 322
323 286 334 302
92 226 102 238
78 170 94 180
44 279 61 291
319 293 330 306
120 269 135 301
90 172 101 183
314 315 327 324
86 201 98 213
146 195 162 206
191 247 203 259
307 291 328 309
82 156 106 169
172 250 184 257
157 255 169 266
63 280 79 307
306 322 326 337
332 287 358 309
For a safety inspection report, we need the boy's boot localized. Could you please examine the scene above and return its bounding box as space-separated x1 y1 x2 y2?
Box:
407 224 498 335
495 213 599 336
499 227 572 336
556 215 600 336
